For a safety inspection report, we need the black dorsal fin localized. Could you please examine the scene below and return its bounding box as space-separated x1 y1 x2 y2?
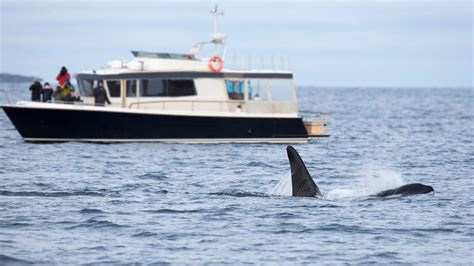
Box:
286 146 321 197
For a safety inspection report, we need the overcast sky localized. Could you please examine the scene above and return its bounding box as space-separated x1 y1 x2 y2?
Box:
1 0 472 87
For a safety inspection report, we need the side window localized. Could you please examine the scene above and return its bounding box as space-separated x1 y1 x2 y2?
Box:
141 79 165 97
126 80 137 97
139 79 196 97
166 80 196 96
106 80 121 97
226 79 244 100
78 79 95 97
270 79 293 101
249 80 268 101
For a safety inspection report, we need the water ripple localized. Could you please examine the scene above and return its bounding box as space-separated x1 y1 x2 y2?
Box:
0 254 33 264
142 208 204 214
65 218 127 230
79 208 105 214
0 190 106 197
208 190 270 198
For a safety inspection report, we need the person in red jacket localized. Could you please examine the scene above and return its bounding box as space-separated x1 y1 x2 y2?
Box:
56 66 71 86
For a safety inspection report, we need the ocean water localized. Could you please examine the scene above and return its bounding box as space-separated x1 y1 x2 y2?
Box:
0 84 473 264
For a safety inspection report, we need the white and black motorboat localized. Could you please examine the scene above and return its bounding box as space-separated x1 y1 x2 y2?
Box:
1 5 328 143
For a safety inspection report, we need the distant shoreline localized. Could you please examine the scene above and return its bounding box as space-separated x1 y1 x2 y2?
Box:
0 73 42 83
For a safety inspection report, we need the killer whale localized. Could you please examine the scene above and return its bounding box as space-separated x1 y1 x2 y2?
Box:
286 146 434 197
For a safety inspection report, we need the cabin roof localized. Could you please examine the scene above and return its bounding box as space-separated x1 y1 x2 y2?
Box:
75 70 293 80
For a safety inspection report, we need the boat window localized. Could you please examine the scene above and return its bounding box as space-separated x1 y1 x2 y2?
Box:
248 80 268 101
166 80 196 96
78 79 95 97
126 80 138 97
106 80 121 97
139 79 196 97
226 80 244 100
225 79 258 100
270 79 293 101
141 79 165 97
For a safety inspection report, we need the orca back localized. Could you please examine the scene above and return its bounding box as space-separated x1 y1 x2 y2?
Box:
375 183 434 197
287 146 321 197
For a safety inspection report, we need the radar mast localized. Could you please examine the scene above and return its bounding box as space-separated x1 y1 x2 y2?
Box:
189 3 227 59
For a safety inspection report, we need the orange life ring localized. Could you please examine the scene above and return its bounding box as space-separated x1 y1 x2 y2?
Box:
208 55 224 72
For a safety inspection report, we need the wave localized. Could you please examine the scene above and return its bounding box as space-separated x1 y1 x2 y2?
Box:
0 222 32 228
270 228 316 234
137 172 168 180
132 231 158 238
246 161 276 168
65 218 126 230
0 254 32 264
358 252 401 263
257 212 301 219
0 190 106 197
79 208 105 214
318 223 376 234
208 190 269 198
143 208 203 214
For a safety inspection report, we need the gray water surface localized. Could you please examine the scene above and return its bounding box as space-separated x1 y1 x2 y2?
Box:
0 85 473 264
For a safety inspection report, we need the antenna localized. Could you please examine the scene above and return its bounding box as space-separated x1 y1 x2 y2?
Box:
209 3 226 55
210 3 224 35
190 3 227 58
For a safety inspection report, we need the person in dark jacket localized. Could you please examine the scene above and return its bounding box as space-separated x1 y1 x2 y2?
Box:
63 90 81 103
93 81 111 106
41 82 53 102
29 80 42 102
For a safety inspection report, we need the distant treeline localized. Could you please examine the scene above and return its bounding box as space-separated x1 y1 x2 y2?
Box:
0 73 42 83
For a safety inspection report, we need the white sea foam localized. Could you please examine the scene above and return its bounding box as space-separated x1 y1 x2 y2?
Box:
326 164 405 199
357 164 405 196
325 188 359 199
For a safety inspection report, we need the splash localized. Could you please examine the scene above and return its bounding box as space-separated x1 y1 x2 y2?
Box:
325 188 359 199
268 173 292 196
326 164 405 199
357 164 405 196
269 165 405 199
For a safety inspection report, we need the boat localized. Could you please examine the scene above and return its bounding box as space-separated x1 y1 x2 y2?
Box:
1 5 328 143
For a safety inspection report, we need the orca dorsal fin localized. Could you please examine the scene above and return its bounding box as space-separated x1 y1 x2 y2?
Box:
286 146 321 197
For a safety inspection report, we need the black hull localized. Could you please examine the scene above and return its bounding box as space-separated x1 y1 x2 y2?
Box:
2 106 310 143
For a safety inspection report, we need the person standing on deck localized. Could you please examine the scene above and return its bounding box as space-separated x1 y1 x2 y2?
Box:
93 80 111 106
29 80 42 102
56 66 71 87
40 82 53 102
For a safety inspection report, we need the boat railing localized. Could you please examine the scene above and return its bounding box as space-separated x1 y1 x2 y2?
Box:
300 110 329 120
35 99 297 114
224 54 292 71
127 99 297 114
0 89 12 104
42 100 105 107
